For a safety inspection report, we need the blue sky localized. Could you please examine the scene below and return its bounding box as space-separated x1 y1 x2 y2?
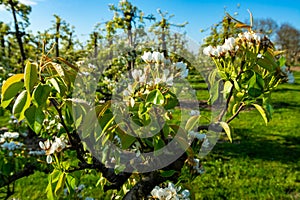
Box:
1 0 300 44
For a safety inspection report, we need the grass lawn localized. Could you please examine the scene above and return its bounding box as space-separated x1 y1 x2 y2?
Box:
3 72 300 199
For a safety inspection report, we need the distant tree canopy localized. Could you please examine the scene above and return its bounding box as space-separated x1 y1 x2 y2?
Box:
276 23 300 65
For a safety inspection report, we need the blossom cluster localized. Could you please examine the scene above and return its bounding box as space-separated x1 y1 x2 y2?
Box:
141 51 189 80
1 141 24 151
122 51 189 103
192 158 205 174
203 37 236 57
39 136 67 164
150 182 190 200
1 131 19 139
203 31 269 58
188 131 206 141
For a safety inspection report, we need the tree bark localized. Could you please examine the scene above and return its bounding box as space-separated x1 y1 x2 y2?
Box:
8 0 26 66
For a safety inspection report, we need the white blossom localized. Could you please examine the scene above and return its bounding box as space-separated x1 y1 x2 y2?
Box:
39 139 51 151
152 51 165 63
192 158 205 174
132 69 143 81
150 182 190 199
161 69 174 86
46 155 52 164
223 37 235 51
123 84 134 97
203 46 214 56
141 51 153 63
257 54 263 59
52 136 66 152
181 190 190 198
188 131 206 140
29 150 46 156
2 132 19 139
175 62 186 71
189 110 200 116
39 137 66 164
252 33 263 42
87 63 97 69
1 141 23 150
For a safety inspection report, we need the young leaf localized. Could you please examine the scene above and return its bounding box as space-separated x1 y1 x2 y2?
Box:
12 90 31 121
24 105 45 133
54 172 66 196
146 89 164 105
24 61 38 93
252 103 268 125
185 115 200 131
219 122 232 142
46 175 54 200
209 79 220 104
154 136 165 156
160 170 177 177
116 127 136 149
32 84 52 107
1 74 24 108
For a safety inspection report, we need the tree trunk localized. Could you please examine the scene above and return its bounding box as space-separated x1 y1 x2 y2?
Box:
93 32 98 58
55 20 60 58
0 35 5 57
9 0 26 66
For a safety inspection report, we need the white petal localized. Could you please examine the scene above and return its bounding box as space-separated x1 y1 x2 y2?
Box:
39 141 45 149
46 155 52 164
45 139 51 149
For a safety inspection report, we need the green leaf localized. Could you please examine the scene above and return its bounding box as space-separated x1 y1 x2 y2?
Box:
32 83 52 107
248 88 262 98
164 91 179 109
146 89 164 105
209 79 220 104
252 103 268 125
51 169 61 183
154 136 165 156
24 61 38 93
48 77 67 96
46 175 54 200
65 174 77 194
223 81 233 98
160 170 177 177
1 74 24 108
12 90 31 121
185 115 200 131
54 172 66 196
24 105 45 133
219 122 232 142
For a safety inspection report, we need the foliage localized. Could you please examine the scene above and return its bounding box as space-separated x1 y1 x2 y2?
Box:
0 1 294 199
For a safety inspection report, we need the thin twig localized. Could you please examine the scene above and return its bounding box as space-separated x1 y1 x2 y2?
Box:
226 103 245 124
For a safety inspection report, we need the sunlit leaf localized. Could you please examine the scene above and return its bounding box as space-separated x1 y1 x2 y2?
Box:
24 61 38 93
252 103 269 125
1 74 24 108
12 90 31 121
219 121 232 142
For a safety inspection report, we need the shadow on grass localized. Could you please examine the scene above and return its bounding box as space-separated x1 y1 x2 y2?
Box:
213 129 300 164
272 101 300 109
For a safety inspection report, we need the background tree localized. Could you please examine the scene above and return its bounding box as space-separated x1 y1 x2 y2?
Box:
252 18 278 38
276 23 300 65
0 0 31 66
149 9 188 56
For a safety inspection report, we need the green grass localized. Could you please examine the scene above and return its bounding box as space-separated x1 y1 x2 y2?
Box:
4 72 300 199
192 72 300 199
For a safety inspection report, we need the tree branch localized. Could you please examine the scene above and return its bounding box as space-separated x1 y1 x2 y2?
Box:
226 103 245 124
